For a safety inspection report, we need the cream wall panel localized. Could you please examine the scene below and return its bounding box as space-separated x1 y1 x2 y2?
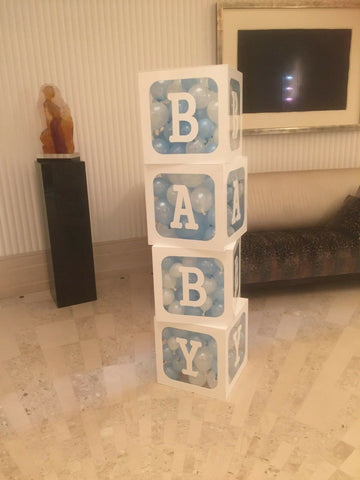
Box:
0 0 359 257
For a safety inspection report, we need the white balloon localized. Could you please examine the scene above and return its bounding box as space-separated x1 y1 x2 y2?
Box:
203 277 217 295
163 288 175 306
206 369 217 388
169 262 183 278
188 83 211 109
168 336 179 351
168 301 184 315
163 272 176 289
190 186 213 214
150 101 169 130
166 185 178 206
200 296 213 312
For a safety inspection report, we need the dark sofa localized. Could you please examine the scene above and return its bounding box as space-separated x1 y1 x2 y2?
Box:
241 191 360 286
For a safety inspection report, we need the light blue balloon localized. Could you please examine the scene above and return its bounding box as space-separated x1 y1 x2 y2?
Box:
198 118 215 140
152 137 169 154
150 80 170 100
214 286 224 302
162 256 176 271
227 185 234 204
155 199 174 225
180 121 192 136
173 211 208 240
153 176 170 198
204 142 218 153
181 78 198 91
197 258 218 276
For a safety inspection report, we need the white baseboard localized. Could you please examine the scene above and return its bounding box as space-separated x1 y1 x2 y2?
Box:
0 237 152 299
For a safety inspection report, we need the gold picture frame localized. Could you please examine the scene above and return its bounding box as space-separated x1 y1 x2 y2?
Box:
217 1 360 135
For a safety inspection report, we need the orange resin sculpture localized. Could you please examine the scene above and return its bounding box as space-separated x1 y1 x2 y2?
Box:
39 84 74 154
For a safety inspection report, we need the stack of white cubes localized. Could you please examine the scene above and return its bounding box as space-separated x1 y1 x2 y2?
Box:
139 65 248 400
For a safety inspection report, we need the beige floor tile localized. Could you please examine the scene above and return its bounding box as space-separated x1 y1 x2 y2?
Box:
0 275 359 479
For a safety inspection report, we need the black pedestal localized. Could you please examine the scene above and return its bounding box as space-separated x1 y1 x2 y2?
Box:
37 155 97 307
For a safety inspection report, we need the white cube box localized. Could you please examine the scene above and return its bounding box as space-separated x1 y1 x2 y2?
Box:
154 298 248 400
152 242 242 324
138 64 242 164
145 157 247 250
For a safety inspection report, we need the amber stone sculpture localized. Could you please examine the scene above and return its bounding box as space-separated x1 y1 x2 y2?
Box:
39 85 74 154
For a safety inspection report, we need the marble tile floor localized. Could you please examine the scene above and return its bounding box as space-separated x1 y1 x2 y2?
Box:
0 272 359 480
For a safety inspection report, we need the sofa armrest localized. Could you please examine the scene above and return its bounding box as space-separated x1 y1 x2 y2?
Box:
326 194 360 239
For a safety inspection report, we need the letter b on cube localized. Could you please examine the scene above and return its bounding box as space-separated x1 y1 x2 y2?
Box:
152 243 242 324
139 64 243 164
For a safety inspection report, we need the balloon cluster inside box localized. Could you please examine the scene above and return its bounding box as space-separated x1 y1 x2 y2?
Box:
153 170 245 240
162 327 218 388
162 256 225 318
150 77 219 154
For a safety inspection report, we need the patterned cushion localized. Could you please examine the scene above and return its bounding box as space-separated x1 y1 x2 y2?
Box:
327 195 360 239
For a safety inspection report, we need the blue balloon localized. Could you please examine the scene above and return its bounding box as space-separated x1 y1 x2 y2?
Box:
150 80 170 100
152 137 169 154
195 108 208 120
208 78 218 92
169 143 186 154
153 176 170 198
227 185 234 204
184 306 203 316
206 208 215 226
164 364 178 380
180 121 192 136
198 118 215 140
173 211 208 240
204 142 218 153
155 199 174 225
203 226 215 241
178 99 189 113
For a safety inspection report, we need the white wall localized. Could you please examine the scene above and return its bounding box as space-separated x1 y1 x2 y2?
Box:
1 0 359 257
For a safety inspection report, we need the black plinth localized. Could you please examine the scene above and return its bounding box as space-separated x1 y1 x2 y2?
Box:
37 155 97 307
